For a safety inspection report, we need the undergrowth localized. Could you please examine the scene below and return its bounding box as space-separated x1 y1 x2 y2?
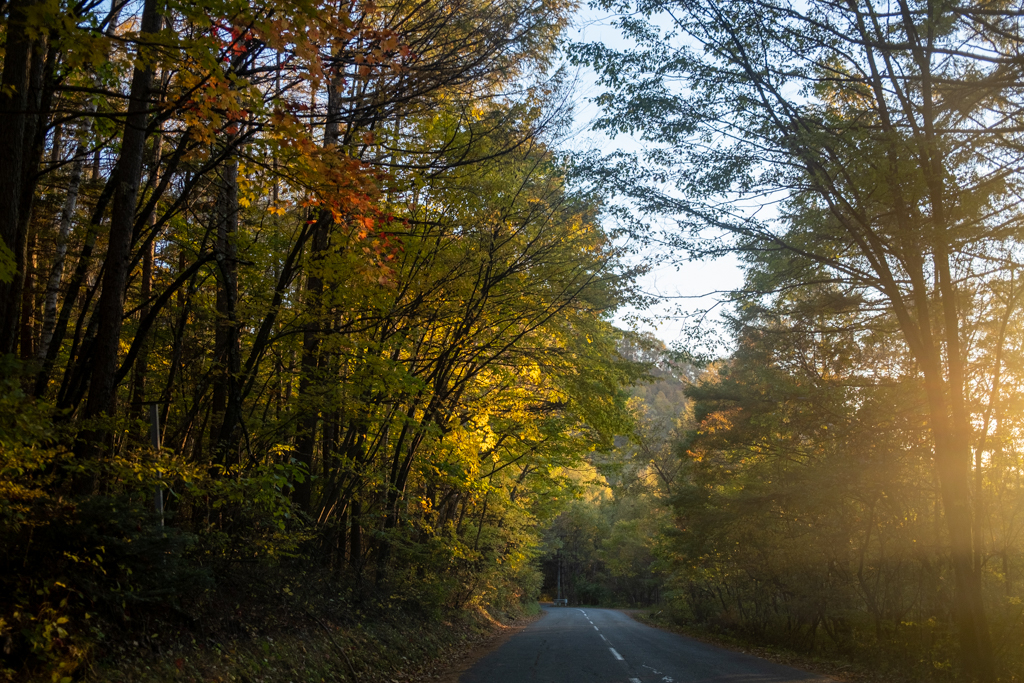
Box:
70 566 533 683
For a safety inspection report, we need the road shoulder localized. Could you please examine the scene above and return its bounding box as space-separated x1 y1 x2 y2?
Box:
436 609 546 683
618 609 901 683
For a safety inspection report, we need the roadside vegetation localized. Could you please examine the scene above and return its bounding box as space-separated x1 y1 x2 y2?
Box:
6 0 1024 681
0 0 643 678
543 0 1024 679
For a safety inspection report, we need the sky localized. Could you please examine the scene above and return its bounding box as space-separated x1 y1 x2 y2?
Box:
554 7 746 350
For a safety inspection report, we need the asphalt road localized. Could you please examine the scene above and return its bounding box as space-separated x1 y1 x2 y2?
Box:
459 607 832 683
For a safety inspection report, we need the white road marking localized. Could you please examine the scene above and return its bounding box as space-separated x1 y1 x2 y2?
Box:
600 634 608 641
594 625 599 631
643 665 663 674
629 679 642 683
609 648 624 661
662 678 674 682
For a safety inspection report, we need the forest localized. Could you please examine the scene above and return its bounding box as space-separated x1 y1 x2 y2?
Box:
3 0 1024 680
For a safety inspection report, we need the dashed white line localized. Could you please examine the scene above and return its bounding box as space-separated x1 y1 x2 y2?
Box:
600 634 608 642
629 679 641 683
609 647 624 661
594 625 599 631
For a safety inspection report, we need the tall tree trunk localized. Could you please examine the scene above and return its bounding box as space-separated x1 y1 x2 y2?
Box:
926 285 993 680
212 153 241 464
293 74 342 513
130 125 163 421
0 0 42 357
19 231 36 359
908 16 994 674
13 37 54 363
129 219 155 411
38 0 121 366
35 177 115 397
349 500 362 571
80 0 161 430
293 230 326 513
49 123 62 165
37 116 93 363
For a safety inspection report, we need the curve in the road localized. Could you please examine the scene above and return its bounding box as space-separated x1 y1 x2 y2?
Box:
459 607 833 683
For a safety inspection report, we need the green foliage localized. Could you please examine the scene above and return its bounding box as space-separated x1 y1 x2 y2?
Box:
0 0 644 676
0 243 14 285
570 0 1024 677
657 283 1024 678
538 349 688 608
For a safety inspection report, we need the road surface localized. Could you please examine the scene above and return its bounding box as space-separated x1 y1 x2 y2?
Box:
460 607 831 683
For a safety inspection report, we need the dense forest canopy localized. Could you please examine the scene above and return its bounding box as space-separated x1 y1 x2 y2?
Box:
565 0 1024 680
8 0 1024 680
0 0 647 677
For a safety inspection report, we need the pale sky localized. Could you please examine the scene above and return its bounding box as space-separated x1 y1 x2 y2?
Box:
559 7 745 350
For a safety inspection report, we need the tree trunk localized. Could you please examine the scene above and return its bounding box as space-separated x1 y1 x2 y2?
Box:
293 74 343 513
13 36 54 362
39 0 122 367
915 293 993 681
19 232 36 359
80 0 162 428
911 20 995 676
0 0 41 357
37 115 94 363
35 177 114 397
293 230 326 513
349 500 362 571
212 154 241 464
129 219 154 414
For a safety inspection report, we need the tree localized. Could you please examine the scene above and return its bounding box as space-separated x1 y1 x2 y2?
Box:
0 0 648 674
573 0 1024 676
